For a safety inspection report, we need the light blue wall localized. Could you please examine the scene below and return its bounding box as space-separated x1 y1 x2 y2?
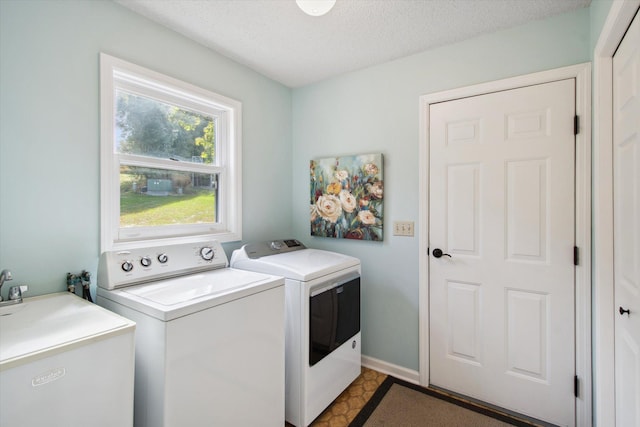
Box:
590 0 615 52
1 0 609 375
0 0 292 297
291 8 591 371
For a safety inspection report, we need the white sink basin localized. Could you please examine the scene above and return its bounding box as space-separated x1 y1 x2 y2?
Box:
0 302 27 316
0 292 136 427
0 292 134 368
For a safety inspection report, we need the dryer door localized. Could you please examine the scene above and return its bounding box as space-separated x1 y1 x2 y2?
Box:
309 275 360 366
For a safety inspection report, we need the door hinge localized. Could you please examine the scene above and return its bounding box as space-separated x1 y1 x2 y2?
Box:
574 246 579 266
574 115 579 135
574 375 579 398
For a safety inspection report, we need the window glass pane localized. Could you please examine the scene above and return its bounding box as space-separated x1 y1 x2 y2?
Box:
115 90 217 164
120 165 218 228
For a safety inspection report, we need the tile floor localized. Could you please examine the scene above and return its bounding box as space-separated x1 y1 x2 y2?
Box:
285 367 387 427
286 368 540 427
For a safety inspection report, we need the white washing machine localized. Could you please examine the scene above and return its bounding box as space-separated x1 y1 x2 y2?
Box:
230 239 361 427
0 292 135 427
96 240 285 427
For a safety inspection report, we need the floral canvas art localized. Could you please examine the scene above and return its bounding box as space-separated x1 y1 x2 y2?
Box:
310 153 383 241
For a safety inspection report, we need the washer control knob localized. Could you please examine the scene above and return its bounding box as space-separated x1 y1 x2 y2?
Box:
200 246 215 261
121 261 134 273
157 253 168 264
140 256 152 268
270 241 283 250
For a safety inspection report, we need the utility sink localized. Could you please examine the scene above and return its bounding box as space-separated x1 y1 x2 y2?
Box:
0 292 134 368
0 292 136 426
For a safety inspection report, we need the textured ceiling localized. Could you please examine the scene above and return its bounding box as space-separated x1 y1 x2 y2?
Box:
115 0 591 88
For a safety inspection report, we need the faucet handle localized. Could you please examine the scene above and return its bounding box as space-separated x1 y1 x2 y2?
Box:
8 285 28 301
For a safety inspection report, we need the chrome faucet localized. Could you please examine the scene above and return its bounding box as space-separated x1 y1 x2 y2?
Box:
0 269 12 302
0 270 27 307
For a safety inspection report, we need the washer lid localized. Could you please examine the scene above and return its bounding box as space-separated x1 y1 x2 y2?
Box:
0 293 135 370
231 248 360 281
97 268 283 321
124 269 266 305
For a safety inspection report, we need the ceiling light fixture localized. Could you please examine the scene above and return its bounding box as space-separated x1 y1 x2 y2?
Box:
296 0 336 17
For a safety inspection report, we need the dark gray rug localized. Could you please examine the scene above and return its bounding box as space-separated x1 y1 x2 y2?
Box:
349 377 537 427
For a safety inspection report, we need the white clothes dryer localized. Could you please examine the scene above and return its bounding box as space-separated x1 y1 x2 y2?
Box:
97 241 285 427
230 239 361 427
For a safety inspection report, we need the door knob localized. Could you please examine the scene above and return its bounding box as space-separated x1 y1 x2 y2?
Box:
619 306 631 316
432 248 452 258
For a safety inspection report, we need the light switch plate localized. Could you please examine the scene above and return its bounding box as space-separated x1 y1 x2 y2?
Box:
393 221 414 237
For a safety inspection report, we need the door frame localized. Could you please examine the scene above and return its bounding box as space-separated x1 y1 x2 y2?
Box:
418 63 592 426
593 1 640 426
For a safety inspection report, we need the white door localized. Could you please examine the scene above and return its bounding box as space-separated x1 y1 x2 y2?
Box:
429 79 576 426
613 8 640 427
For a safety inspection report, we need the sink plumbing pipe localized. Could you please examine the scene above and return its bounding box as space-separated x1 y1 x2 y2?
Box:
80 270 93 303
66 271 93 302
66 273 77 294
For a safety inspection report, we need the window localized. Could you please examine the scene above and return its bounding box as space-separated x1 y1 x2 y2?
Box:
100 53 241 250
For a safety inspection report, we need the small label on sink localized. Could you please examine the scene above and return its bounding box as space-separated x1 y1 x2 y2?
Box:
32 367 66 387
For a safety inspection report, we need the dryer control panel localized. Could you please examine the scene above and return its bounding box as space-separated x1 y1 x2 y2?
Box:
98 241 227 290
241 239 306 259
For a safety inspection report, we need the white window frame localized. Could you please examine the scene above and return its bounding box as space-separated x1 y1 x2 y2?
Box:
100 53 242 251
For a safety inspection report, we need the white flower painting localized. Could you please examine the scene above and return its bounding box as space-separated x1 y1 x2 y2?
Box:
310 153 383 241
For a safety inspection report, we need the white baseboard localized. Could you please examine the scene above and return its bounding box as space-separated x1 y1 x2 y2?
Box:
361 355 420 385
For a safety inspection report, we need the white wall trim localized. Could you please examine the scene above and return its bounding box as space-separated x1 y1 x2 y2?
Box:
593 2 640 426
362 355 420 385
418 62 592 426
